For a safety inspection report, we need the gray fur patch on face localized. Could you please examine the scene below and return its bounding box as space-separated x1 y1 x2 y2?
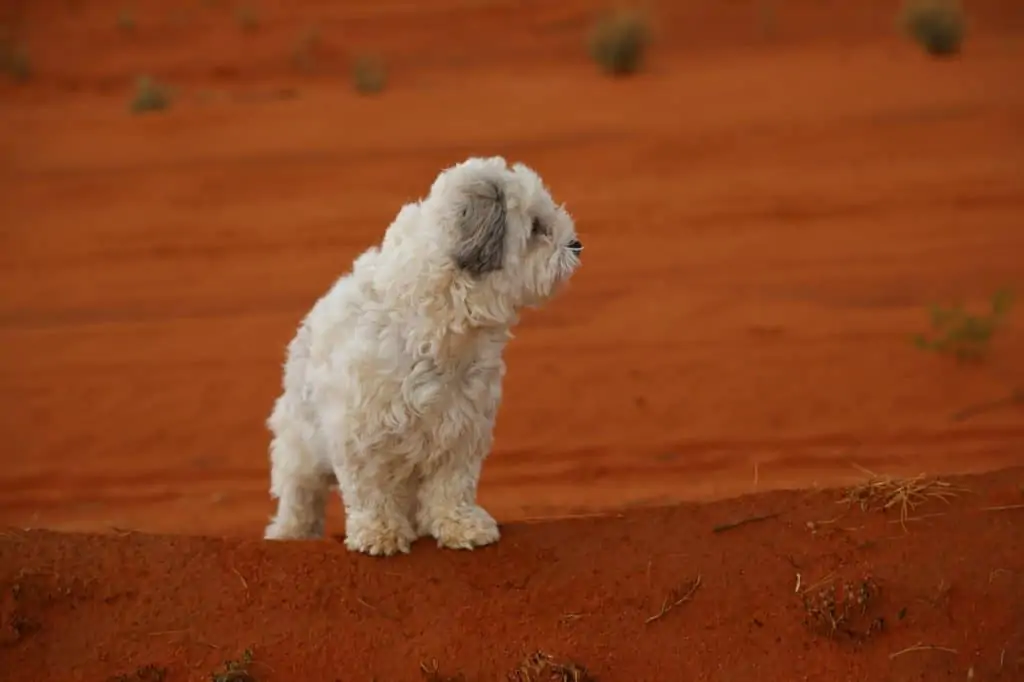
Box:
453 179 507 277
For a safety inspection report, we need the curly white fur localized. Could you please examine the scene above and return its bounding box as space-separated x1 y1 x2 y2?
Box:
264 156 581 556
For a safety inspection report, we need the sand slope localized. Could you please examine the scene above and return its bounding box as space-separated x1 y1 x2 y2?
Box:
3 468 1023 681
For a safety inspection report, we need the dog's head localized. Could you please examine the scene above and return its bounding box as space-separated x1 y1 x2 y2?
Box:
421 156 581 325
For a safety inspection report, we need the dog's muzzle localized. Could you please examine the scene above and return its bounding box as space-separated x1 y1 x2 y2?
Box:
567 239 583 255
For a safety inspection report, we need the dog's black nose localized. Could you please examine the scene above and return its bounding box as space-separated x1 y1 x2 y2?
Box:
567 239 583 253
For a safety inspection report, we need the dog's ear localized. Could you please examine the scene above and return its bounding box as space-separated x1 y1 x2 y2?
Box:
452 179 507 277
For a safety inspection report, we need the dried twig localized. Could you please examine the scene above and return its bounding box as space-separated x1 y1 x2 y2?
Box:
356 596 398 621
420 659 466 682
798 571 836 595
889 641 958 659
886 511 947 524
983 504 1024 511
950 388 1024 422
712 512 779 534
988 568 1011 583
519 511 625 524
231 566 249 592
645 574 701 624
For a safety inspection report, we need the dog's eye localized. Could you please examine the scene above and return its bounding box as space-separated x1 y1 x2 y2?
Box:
531 217 546 238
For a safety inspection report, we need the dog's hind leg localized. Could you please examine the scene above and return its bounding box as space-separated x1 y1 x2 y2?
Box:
265 440 331 540
264 401 332 540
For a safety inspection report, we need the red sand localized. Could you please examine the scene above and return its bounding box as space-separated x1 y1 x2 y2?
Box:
1 0 1023 679
2 470 1023 681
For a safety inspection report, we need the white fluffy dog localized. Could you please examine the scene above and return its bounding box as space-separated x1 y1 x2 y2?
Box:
263 156 582 556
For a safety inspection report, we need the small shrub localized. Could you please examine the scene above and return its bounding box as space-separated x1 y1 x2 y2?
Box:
587 8 651 76
757 0 778 39
130 76 171 114
117 9 135 31
235 4 259 31
0 37 30 82
169 9 192 27
352 54 386 95
291 26 320 73
899 0 965 56
912 288 1013 361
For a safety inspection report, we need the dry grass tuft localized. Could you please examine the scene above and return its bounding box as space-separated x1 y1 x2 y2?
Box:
899 0 965 57
0 30 30 82
235 3 259 31
587 8 651 76
290 25 320 72
117 8 135 31
130 75 172 114
839 467 964 530
912 288 1013 362
351 54 386 95
802 575 883 639
210 648 256 682
508 651 596 682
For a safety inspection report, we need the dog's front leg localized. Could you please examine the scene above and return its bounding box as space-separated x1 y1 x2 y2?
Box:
336 458 418 557
416 450 500 551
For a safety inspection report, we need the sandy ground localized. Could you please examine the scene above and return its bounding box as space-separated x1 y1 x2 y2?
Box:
2 469 1023 681
1 0 1023 678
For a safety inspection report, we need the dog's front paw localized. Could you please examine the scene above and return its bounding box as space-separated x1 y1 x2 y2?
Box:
264 513 325 540
264 522 323 541
344 514 416 557
430 505 500 550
